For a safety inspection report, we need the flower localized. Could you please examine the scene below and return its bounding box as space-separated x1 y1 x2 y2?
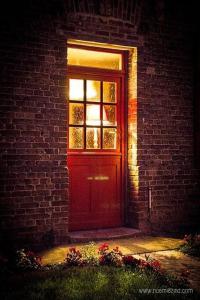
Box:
16 249 42 270
65 247 82 266
139 259 149 268
149 260 161 270
122 255 139 267
98 243 109 254
69 247 76 253
98 245 123 266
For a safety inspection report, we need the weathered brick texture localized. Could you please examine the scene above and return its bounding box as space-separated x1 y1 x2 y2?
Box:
0 0 199 247
0 9 69 248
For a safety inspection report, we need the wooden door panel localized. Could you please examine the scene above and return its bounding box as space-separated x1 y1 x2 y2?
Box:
68 155 122 230
70 164 91 213
91 163 120 212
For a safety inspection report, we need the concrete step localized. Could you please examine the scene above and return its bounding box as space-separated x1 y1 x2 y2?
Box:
68 227 142 243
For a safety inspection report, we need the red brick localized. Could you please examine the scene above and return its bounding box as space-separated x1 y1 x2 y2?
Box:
0 0 199 249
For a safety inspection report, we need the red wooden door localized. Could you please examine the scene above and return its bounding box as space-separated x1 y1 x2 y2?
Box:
68 70 125 231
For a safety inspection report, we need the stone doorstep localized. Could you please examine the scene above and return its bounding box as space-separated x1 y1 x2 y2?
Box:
68 227 142 243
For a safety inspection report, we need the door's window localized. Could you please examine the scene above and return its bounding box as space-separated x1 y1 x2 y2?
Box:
69 103 84 125
103 82 116 103
86 80 100 102
103 128 117 149
68 48 122 70
86 128 101 149
69 127 84 149
86 104 101 126
68 78 118 150
103 105 116 126
69 79 84 101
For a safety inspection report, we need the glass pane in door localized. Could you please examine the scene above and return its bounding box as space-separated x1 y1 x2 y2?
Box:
69 79 84 101
69 127 84 149
103 105 116 126
86 128 101 149
103 82 116 103
86 104 100 126
103 128 117 149
69 103 84 125
86 80 100 102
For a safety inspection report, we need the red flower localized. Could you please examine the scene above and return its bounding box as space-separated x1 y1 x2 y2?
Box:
139 259 149 268
98 243 109 254
150 260 161 270
122 255 138 266
69 247 76 252
99 243 109 250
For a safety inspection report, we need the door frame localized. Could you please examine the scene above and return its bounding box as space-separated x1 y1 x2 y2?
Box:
67 44 128 229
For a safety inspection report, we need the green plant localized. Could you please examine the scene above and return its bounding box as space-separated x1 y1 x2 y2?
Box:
122 255 140 267
98 243 123 267
16 249 42 271
80 242 98 265
1 243 197 299
139 254 161 272
179 233 200 257
64 247 83 266
1 266 196 300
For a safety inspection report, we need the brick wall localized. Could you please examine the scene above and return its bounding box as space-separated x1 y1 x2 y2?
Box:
0 7 69 248
194 37 200 167
0 0 199 248
137 25 200 232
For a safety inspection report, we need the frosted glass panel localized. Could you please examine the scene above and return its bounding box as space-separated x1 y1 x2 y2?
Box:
86 128 101 149
103 128 117 149
86 104 100 126
69 103 84 125
69 79 84 101
86 80 100 102
103 82 116 103
69 127 84 149
103 105 116 126
68 48 122 70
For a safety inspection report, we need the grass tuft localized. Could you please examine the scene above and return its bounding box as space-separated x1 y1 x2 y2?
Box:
1 266 198 300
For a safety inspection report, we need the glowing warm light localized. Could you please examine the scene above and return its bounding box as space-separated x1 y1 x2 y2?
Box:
129 111 138 194
69 79 84 100
70 79 99 101
86 105 100 148
103 108 110 126
87 81 98 100
86 105 100 126
87 176 109 181
68 47 122 70
130 124 137 166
